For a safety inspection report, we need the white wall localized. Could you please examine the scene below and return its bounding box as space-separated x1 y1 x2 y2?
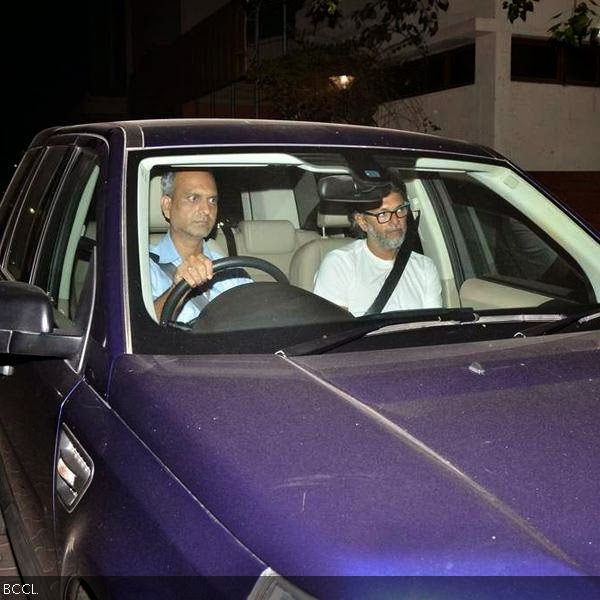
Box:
375 86 477 140
378 82 600 171
431 0 581 46
300 0 580 53
507 83 600 170
377 0 600 172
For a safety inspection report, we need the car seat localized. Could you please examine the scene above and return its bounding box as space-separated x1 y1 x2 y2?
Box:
289 211 354 291
214 220 320 282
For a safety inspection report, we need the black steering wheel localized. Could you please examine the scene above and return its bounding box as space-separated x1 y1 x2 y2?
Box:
160 256 289 326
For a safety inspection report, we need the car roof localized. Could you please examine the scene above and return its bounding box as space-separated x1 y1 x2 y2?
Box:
34 118 501 160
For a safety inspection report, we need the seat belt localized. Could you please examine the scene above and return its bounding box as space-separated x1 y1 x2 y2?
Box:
150 253 209 313
364 213 420 316
220 223 238 257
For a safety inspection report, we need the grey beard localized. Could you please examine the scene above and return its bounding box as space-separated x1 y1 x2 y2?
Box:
366 223 405 251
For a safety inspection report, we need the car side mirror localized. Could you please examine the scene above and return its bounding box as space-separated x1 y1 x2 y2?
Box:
0 281 83 360
0 281 53 332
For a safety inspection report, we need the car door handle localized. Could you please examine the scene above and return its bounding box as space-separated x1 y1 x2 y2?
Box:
55 426 94 511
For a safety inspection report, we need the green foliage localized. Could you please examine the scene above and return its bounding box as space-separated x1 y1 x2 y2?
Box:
250 41 389 124
502 0 540 24
301 0 450 51
548 1 599 46
251 0 450 125
502 0 599 46
350 0 449 52
306 0 343 26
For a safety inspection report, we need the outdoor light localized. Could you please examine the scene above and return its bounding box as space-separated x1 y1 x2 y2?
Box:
329 74 355 90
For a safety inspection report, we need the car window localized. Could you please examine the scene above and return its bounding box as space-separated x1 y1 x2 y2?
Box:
5 146 74 281
437 174 593 305
33 149 100 322
0 148 42 254
127 149 600 355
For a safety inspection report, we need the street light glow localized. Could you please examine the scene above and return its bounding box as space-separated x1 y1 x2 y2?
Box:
330 74 355 90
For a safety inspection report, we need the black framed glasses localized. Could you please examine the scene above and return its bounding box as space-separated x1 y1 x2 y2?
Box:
362 203 410 224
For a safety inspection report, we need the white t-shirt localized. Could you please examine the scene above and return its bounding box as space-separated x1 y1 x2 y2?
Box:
313 239 442 317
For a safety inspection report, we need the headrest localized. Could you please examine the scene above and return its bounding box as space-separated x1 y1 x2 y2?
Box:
238 220 296 254
317 211 351 229
149 176 168 232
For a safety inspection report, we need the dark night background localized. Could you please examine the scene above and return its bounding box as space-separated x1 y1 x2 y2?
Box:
0 0 247 191
2 1 598 229
2 1 127 190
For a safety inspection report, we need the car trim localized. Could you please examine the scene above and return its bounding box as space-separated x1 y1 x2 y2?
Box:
122 150 133 354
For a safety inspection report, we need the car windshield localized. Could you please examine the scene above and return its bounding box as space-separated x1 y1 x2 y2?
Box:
127 147 600 355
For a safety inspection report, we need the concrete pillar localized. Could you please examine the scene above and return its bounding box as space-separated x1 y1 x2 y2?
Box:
474 20 512 154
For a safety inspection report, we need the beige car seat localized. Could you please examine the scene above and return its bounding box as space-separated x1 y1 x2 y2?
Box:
215 219 319 282
289 211 354 291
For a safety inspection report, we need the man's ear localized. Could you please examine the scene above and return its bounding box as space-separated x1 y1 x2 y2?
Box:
354 213 368 234
160 195 172 221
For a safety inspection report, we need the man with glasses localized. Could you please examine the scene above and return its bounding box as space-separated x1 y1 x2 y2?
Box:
313 181 442 316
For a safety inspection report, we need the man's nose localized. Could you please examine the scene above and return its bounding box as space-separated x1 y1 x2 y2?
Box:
195 197 212 212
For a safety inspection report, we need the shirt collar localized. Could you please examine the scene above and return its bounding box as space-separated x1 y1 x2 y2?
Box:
151 231 216 264
151 231 180 264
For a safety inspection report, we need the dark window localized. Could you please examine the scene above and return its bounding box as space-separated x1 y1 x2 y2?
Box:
448 44 477 87
0 148 42 253
424 52 446 93
512 37 600 87
511 38 559 81
565 45 600 85
6 147 73 281
392 44 475 98
246 0 303 40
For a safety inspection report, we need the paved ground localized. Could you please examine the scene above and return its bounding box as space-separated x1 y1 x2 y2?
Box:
0 511 20 578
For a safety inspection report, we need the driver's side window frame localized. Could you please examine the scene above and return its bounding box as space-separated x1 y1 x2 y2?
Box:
32 137 107 370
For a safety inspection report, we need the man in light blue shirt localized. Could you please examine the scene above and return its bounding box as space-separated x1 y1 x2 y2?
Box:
150 169 251 322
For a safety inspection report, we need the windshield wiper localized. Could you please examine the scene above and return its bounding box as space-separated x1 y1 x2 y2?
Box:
514 305 600 338
277 308 479 356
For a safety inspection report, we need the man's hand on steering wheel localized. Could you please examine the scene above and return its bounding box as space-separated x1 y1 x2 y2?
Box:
160 256 288 326
174 252 214 288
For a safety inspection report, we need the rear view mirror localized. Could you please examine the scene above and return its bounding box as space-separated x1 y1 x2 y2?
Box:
318 175 387 206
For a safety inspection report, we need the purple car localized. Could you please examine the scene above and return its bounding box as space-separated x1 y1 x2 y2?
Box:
0 119 599 599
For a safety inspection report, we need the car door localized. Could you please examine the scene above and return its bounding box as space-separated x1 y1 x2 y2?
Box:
0 136 106 592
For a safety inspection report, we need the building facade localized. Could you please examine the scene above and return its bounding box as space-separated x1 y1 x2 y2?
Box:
127 0 599 226
373 0 600 226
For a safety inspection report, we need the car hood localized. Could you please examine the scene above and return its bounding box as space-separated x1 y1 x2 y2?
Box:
109 330 600 577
